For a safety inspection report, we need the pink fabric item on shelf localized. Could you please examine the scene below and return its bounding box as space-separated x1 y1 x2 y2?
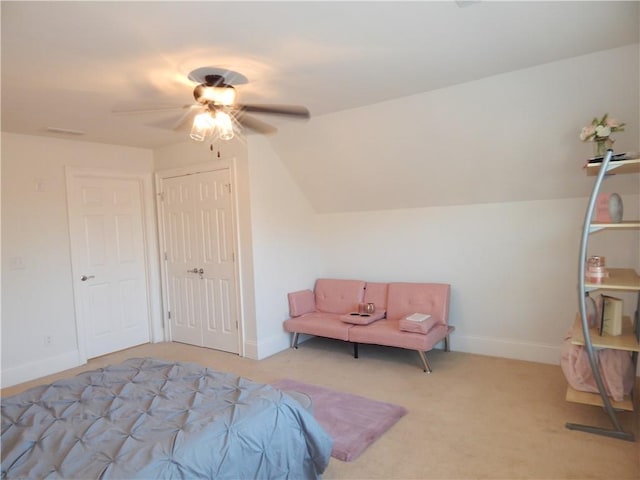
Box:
288 289 316 317
560 330 634 402
398 315 439 334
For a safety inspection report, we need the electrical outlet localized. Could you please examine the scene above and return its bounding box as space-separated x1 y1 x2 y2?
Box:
44 335 53 346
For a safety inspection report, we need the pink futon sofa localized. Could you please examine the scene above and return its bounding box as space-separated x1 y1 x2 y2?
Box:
283 279 453 372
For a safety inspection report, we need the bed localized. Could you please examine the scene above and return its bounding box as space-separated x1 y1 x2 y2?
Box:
1 357 333 479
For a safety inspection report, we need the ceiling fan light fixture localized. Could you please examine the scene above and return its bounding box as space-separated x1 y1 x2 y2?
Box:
215 111 234 140
190 112 215 141
190 110 235 142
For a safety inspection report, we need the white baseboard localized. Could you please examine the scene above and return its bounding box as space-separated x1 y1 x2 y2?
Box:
452 334 561 365
243 332 296 360
1 350 84 388
244 332 563 366
243 340 259 360
250 332 562 366
257 333 292 360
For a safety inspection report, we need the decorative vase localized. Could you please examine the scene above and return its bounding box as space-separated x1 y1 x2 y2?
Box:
594 138 611 157
608 193 623 223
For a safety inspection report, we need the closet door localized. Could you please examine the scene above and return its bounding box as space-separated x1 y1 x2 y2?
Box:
162 169 239 353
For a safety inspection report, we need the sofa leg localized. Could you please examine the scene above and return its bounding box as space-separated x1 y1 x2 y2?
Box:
353 342 359 359
417 351 432 373
291 332 300 349
444 334 451 352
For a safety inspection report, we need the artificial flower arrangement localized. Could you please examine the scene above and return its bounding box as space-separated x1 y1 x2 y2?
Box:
580 113 625 157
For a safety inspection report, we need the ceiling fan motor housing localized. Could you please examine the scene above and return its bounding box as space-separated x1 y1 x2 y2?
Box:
193 75 237 105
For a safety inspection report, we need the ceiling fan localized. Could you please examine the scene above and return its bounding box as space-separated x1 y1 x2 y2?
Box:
115 69 310 142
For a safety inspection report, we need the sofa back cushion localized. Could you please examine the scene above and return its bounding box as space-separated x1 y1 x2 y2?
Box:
314 278 366 314
363 282 388 314
386 282 451 324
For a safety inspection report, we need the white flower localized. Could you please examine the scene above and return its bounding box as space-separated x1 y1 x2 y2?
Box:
595 125 611 138
580 125 595 141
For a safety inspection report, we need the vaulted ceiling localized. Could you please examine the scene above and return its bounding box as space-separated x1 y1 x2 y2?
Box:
2 1 638 150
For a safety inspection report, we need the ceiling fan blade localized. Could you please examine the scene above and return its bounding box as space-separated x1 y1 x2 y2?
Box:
146 105 202 132
236 104 310 119
111 102 193 115
235 112 278 135
170 105 202 131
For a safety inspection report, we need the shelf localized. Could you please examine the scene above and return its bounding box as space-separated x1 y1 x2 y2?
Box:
566 386 634 411
586 158 640 176
590 221 640 232
571 314 640 352
567 152 639 441
585 268 640 291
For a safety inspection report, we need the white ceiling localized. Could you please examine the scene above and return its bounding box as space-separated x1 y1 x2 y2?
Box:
2 1 639 150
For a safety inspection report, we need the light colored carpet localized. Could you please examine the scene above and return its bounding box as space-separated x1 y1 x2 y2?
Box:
3 338 639 479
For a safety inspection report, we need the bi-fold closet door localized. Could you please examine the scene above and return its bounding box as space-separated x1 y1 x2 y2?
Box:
160 168 239 354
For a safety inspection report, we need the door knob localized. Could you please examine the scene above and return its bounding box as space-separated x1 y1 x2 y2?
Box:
80 275 95 282
187 268 204 279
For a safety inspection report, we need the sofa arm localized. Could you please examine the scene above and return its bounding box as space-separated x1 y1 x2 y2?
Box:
288 289 316 317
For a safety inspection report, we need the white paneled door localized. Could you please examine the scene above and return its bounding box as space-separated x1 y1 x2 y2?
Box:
161 169 239 354
67 173 151 359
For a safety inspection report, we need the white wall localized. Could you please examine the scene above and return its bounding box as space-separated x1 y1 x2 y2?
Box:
246 136 320 358
1 133 161 386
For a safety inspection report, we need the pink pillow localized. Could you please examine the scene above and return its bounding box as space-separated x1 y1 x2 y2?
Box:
288 290 316 317
399 315 439 334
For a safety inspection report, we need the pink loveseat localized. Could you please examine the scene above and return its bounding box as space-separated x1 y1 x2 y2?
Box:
283 278 453 372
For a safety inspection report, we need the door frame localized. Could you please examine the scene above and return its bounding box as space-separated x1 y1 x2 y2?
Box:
65 167 161 363
155 158 245 356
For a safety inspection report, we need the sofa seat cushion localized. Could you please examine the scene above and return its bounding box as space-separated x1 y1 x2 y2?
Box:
349 318 452 351
284 313 353 341
315 279 366 314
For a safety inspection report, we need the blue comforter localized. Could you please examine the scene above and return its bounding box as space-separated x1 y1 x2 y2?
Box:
1 358 332 479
